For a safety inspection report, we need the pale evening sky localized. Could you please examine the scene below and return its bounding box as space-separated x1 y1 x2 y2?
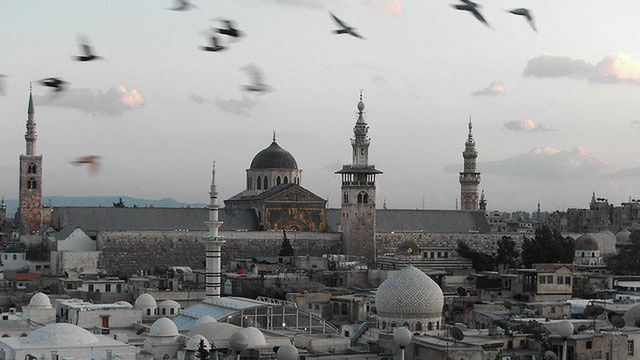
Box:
1 0 640 212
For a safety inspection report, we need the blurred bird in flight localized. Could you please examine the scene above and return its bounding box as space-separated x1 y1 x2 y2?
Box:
451 0 490 27
329 12 365 39
71 155 102 175
508 8 536 32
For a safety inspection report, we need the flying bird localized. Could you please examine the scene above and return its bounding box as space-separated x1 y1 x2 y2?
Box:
71 155 102 175
451 0 489 27
200 35 225 52
0 74 7 96
212 19 243 38
168 0 197 11
38 77 67 92
74 36 104 61
508 8 536 32
329 12 365 39
241 65 271 93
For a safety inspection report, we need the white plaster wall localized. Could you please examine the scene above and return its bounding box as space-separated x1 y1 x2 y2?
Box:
58 251 101 275
68 308 142 329
57 228 96 251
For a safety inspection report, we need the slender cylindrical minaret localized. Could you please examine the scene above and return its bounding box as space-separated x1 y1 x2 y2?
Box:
204 161 225 301
25 85 36 156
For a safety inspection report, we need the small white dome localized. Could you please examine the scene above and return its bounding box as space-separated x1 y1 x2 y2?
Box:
230 331 249 353
376 265 443 319
160 299 181 308
617 229 632 245
23 323 98 346
150 317 179 337
194 315 217 328
186 334 211 351
242 327 266 348
115 301 133 308
135 293 157 309
29 292 51 308
187 322 242 344
276 344 298 360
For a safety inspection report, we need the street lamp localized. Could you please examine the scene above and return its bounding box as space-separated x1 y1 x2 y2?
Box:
393 327 412 360
556 320 574 360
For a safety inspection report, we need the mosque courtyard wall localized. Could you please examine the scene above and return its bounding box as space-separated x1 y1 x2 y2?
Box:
375 232 527 256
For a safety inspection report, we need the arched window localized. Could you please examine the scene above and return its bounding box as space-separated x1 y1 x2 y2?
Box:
582 252 585 258
257 176 262 190
147 309 151 316
276 176 281 186
20 333 27 337
437 321 440 329
296 177 299 184
263 176 268 190
415 322 422 331
402 322 410 329
27 163 37 174
284 176 288 184
27 178 37 189
344 193 348 204
363 193 369 203
357 193 363 203
592 252 595 257
170 308 175 315
162 308 166 315
427 322 433 331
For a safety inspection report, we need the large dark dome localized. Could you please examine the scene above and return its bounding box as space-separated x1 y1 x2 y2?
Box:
250 141 298 169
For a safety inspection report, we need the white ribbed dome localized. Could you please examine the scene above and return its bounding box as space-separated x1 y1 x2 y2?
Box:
135 293 157 309
160 299 181 309
29 292 51 308
186 334 211 351
194 315 217 328
150 317 179 337
242 327 266 348
23 323 98 346
376 265 443 319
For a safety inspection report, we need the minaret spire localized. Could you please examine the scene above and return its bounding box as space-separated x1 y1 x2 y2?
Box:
25 84 36 155
272 130 276 143
205 161 225 301
459 118 480 211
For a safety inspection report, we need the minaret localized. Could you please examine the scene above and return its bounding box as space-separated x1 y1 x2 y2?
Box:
204 162 225 301
336 92 382 264
0 198 6 222
18 85 43 233
459 119 480 211
537 201 541 223
479 190 487 211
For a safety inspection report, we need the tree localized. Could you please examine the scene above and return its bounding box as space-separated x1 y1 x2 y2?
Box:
607 230 640 274
279 229 294 256
496 236 519 269
195 338 209 360
521 225 574 268
113 197 125 207
457 242 495 271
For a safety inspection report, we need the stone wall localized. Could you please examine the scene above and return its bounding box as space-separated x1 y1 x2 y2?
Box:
97 230 342 277
375 232 527 256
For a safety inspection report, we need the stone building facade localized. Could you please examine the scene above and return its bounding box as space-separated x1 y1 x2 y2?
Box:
459 120 480 211
336 95 381 264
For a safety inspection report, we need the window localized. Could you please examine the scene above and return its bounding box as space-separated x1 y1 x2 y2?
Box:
540 276 546 284
284 176 288 184
162 308 166 315
116 284 122 292
66 283 73 290
629 340 635 355
357 193 363 203
592 252 595 257
88 284 94 292
13 254 16 260
276 176 281 185
582 252 585 258
257 176 261 190
170 308 175 315
363 193 368 203
546 276 554 284
105 284 111 292
147 309 151 316
344 193 348 204
551 306 556 313
557 277 564 285
263 176 268 190
586 341 592 349
415 322 422 331
27 178 37 189
566 277 571 285
27 163 37 174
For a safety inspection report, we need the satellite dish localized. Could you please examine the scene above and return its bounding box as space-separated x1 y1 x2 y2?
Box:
611 315 626 329
449 326 464 341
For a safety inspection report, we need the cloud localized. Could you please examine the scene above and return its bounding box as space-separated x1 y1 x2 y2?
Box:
503 118 552 132
444 147 608 179
189 94 209 105
34 86 144 116
523 53 640 85
214 95 257 117
471 81 505 96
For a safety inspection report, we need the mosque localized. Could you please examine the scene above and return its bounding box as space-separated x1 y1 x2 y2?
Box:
13 89 489 272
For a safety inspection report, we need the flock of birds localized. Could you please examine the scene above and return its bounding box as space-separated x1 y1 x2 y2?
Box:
1 0 538 174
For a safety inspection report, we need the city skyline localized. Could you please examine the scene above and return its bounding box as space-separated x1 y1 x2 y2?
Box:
1 1 640 212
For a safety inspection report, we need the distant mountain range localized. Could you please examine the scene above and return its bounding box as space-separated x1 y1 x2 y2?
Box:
2 196 207 217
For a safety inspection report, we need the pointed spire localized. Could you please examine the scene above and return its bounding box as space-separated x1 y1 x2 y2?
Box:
468 116 473 139
211 161 216 187
28 83 34 114
272 130 276 143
